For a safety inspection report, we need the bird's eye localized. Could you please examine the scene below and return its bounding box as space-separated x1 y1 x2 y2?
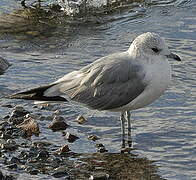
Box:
151 48 160 53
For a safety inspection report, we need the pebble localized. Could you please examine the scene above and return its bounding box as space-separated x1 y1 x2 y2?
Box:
64 132 79 143
8 106 29 125
56 144 70 154
88 135 100 141
48 115 68 131
16 117 40 138
0 56 10 73
95 144 105 148
51 171 70 178
89 172 110 180
3 115 10 120
76 115 87 124
97 147 108 153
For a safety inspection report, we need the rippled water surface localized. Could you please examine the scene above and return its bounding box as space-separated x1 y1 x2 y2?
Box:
0 0 195 179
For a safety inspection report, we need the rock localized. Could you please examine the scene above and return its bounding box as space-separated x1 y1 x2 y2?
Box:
48 115 68 131
52 170 69 178
8 106 29 125
10 106 29 118
3 115 10 120
64 132 79 143
97 147 108 153
16 117 40 138
55 144 70 154
36 150 49 160
76 115 87 124
0 56 10 74
0 139 18 151
95 144 105 148
89 172 110 180
88 135 100 141
39 103 50 110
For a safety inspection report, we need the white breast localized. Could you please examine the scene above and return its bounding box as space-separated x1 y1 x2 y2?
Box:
112 58 172 112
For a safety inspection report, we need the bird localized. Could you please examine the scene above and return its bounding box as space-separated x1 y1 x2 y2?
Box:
8 32 181 149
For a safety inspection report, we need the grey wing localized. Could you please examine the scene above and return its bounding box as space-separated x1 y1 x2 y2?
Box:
45 53 147 110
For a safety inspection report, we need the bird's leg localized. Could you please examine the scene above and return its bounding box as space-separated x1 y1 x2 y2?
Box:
120 112 126 148
126 111 132 148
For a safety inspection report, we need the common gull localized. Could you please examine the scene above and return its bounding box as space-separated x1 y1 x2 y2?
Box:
8 32 181 149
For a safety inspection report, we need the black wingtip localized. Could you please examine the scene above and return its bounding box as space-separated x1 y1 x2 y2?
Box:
7 84 67 102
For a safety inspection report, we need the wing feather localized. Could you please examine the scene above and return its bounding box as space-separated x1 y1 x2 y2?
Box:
47 52 147 110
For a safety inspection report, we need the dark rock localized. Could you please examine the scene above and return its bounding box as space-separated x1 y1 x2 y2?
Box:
51 171 69 178
9 106 29 118
6 163 17 169
97 147 108 153
95 144 105 148
55 144 70 154
49 115 68 131
0 56 10 73
64 132 79 143
88 135 100 141
3 115 10 120
8 106 29 125
36 150 49 160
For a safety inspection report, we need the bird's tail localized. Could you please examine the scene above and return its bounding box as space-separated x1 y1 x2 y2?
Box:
7 84 67 102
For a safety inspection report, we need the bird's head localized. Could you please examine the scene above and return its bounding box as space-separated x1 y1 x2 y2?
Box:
128 32 181 62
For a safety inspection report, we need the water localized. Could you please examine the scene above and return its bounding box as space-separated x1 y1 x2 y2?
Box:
0 0 195 179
